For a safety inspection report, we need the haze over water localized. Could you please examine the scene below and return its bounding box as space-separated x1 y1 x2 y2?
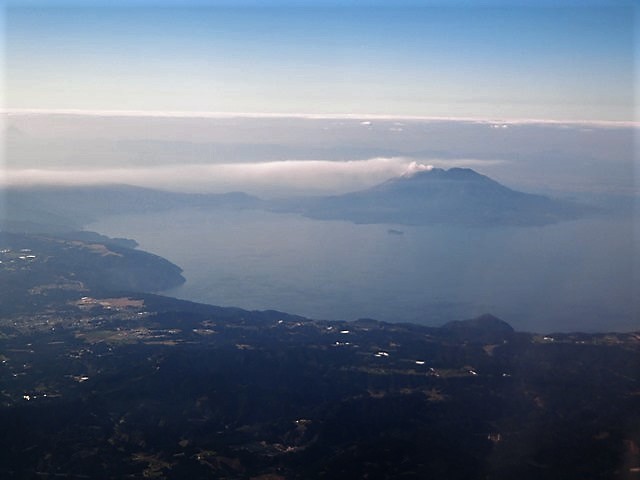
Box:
89 206 637 333
5 112 638 333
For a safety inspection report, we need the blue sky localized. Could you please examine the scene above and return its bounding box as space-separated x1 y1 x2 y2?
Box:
3 1 637 121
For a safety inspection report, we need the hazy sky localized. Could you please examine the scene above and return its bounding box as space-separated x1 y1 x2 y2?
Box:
4 0 637 121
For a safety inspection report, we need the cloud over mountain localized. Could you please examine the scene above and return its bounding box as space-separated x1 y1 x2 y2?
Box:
1 157 502 197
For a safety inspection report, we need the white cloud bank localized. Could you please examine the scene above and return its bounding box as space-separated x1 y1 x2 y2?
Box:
1 157 505 197
5 109 638 128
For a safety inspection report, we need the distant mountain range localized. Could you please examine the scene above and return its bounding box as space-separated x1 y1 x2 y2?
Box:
1 168 593 232
1 184 263 233
273 167 592 226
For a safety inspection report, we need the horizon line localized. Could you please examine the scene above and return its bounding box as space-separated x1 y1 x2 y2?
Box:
4 108 638 128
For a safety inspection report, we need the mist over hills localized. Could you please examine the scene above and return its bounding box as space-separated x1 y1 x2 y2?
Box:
1 168 594 232
1 184 263 233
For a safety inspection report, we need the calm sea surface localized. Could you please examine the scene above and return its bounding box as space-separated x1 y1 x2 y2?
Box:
89 208 638 332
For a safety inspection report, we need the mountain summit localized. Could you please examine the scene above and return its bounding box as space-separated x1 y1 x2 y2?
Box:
283 167 589 227
440 313 515 343
382 167 511 192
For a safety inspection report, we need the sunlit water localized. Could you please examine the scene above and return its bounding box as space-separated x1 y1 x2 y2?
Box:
89 208 638 333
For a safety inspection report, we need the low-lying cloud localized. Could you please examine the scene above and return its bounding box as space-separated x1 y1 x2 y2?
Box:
1 157 505 197
402 161 434 177
7 109 638 128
